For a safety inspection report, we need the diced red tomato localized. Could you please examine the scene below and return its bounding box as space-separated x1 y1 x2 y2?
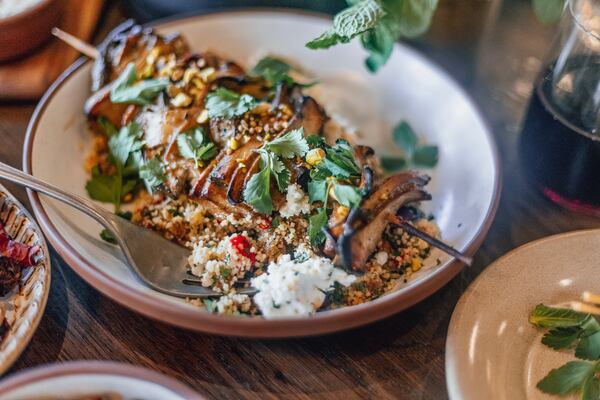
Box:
230 235 256 264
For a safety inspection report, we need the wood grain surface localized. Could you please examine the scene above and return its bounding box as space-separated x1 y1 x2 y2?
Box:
1 1 599 399
0 0 104 100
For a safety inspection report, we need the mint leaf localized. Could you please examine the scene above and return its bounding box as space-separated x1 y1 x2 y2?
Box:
110 62 169 105
413 145 439 167
576 330 600 360
583 376 600 400
530 304 590 328
309 207 328 246
393 121 417 156
333 183 362 208
306 29 347 49
380 157 407 172
537 361 597 395
264 128 309 158
382 0 439 38
251 56 294 85
308 179 328 204
334 0 386 39
361 17 395 72
205 88 257 119
542 327 582 350
139 157 165 191
244 165 273 214
533 0 566 24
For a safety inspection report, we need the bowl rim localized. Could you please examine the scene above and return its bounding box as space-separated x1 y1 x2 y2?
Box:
0 0 56 26
0 183 51 374
23 9 502 338
0 360 203 398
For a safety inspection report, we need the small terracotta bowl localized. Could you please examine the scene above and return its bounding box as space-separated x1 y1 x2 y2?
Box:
0 0 61 63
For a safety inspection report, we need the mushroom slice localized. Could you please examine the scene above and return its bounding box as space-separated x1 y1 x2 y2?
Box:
335 172 431 272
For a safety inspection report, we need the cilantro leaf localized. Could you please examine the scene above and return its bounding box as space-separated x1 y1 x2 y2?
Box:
530 304 591 328
309 207 329 246
205 88 257 119
176 128 218 164
244 165 273 214
110 62 169 105
269 154 290 192
333 183 363 208
139 157 165 191
308 179 329 204
98 117 118 137
306 135 326 149
264 128 309 158
86 167 122 205
537 361 598 395
108 123 143 168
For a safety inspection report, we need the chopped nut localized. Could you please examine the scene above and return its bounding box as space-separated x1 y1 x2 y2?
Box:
196 109 209 124
170 93 192 107
306 148 326 166
199 67 216 82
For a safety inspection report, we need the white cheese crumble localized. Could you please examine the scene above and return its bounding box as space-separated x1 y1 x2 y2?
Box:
279 184 310 218
251 254 356 318
374 251 388 266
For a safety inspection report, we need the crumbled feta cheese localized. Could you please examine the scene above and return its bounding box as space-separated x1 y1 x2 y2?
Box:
279 184 310 218
214 293 252 315
374 251 388 266
251 254 356 318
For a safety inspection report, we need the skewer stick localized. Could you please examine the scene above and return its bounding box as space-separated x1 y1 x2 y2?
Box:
387 215 473 266
52 28 99 59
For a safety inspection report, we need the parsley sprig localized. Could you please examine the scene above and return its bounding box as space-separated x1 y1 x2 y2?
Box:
530 304 600 398
205 88 257 119
110 62 169 105
243 128 309 214
380 121 438 172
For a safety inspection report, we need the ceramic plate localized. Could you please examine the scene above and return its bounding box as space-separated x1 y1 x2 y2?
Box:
0 361 202 399
24 10 500 337
446 229 600 400
0 185 50 374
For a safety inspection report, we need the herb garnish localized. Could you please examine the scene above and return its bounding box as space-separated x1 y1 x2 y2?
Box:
530 304 600 398
205 88 257 119
305 136 363 245
243 128 309 214
110 62 169 105
139 157 166 192
251 56 296 86
306 0 438 72
380 121 438 172
176 127 218 165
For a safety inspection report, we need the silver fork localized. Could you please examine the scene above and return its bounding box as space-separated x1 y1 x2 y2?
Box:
0 162 256 298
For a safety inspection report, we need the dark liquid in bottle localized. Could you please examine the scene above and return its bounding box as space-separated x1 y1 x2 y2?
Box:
520 58 600 213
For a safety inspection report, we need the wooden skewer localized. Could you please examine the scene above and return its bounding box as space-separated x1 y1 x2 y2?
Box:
387 215 473 266
52 27 99 59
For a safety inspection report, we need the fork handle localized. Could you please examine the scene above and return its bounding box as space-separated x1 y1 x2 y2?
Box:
0 162 115 233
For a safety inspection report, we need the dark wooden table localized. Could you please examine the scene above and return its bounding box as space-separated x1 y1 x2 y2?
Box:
1 1 599 398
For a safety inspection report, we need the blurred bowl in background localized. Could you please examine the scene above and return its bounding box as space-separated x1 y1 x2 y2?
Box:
0 0 61 63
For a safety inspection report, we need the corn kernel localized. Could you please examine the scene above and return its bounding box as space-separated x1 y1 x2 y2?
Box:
335 206 350 218
196 109 209 124
171 68 184 81
183 66 200 84
199 67 216 82
306 148 326 166
228 138 240 150
170 93 192 107
411 258 422 272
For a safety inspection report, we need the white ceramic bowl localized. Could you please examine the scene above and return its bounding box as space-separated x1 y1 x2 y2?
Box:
24 10 500 337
